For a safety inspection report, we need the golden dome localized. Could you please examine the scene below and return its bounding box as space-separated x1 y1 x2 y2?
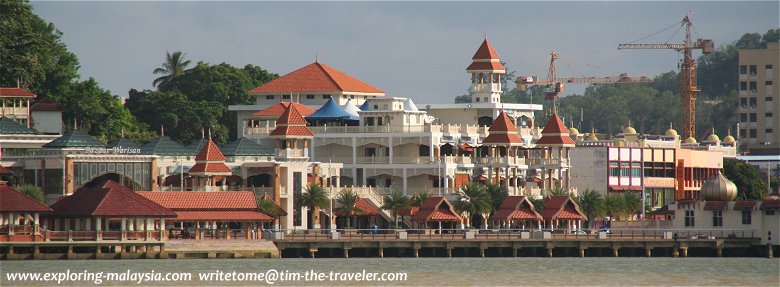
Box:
700 172 738 201
683 137 697 144
586 133 598 141
722 130 735 143
664 123 677 136
569 127 580 135
623 120 637 134
705 128 719 142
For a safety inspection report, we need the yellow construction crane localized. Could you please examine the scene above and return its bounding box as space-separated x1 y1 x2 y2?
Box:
516 50 652 116
618 15 714 140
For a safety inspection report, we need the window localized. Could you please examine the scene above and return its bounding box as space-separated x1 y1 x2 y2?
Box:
306 94 315 100
767 81 774 86
282 95 290 100
364 147 377 157
475 97 480 102
766 112 773 118
740 129 746 138
750 113 757 122
740 65 747 74
766 210 775 215
766 128 773 134
750 129 757 138
365 117 375 126
266 95 274 100
749 98 757 106
750 65 757 75
767 97 774 102
740 113 747 122
767 64 774 70
712 211 722 227
742 210 752 224
685 210 695 227
750 81 757 91
367 178 377 187
322 95 330 99
740 81 747 91
740 98 747 106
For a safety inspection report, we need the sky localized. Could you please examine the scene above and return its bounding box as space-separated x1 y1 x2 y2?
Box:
32 1 779 104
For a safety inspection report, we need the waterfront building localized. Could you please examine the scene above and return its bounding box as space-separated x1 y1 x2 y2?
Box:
540 196 586 231
668 172 780 245
47 180 175 240
409 196 462 229
737 42 780 155
570 123 737 208
492 196 542 229
137 191 272 239
0 182 52 242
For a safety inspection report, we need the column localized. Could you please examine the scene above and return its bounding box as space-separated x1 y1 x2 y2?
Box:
8 212 15 235
402 168 408 195
389 136 394 164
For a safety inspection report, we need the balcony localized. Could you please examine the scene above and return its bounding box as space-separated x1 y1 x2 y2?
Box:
527 158 569 167
0 107 29 117
276 148 306 158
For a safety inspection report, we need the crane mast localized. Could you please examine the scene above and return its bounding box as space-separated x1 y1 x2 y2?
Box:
618 15 714 140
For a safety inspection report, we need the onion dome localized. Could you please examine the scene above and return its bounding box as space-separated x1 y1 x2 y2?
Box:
700 172 738 201
664 123 678 137
723 130 735 143
707 128 720 142
622 120 636 134
683 137 697 144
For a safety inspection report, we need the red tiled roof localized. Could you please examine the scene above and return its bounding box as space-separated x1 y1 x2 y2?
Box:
31 100 62 111
703 201 728 211
760 200 780 210
540 196 585 220
482 133 523 145
493 196 541 220
195 139 226 161
335 197 378 216
466 61 506 71
472 38 500 60
252 102 315 117
733 200 757 211
50 181 175 217
429 210 460 221
0 165 13 174
541 114 569 134
537 114 576 146
0 87 36 98
412 196 462 222
137 192 258 210
0 183 52 213
173 210 271 222
250 62 384 94
188 163 233 174
276 104 308 125
270 126 314 137
488 112 518 132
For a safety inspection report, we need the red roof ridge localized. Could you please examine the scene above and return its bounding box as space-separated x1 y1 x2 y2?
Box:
195 139 226 162
276 103 308 125
472 38 501 60
315 62 345 92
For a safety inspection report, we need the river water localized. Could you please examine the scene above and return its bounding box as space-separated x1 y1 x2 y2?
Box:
2 258 778 286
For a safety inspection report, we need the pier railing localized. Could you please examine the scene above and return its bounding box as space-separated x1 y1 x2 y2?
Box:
270 228 758 241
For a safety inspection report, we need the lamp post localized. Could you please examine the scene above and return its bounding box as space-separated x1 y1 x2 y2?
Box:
672 232 679 257
179 159 184 192
768 230 773 259
329 159 334 232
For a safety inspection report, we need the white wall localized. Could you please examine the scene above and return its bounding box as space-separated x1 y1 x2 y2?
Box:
31 111 62 134
570 147 608 194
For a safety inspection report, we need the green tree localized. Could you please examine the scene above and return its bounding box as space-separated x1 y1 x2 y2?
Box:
380 191 410 228
16 184 44 203
452 182 492 228
622 192 643 220
723 159 768 200
547 187 571 196
125 89 226 144
575 189 605 228
335 189 362 229
604 193 625 221
256 196 284 218
153 51 191 89
411 190 431 207
530 197 545 213
297 183 330 229
485 183 507 214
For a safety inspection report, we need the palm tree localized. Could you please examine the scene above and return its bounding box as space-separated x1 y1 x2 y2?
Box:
16 184 44 203
153 51 191 89
622 192 643 220
530 197 545 213
335 189 363 229
548 187 571 196
411 190 431 207
380 191 410 228
604 193 625 221
256 196 284 229
576 189 605 228
485 183 507 214
452 182 492 228
297 183 330 229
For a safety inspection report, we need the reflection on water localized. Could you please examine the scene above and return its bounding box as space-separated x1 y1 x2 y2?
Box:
1 258 778 286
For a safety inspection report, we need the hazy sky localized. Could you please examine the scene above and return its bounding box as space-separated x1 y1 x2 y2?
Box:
32 1 779 104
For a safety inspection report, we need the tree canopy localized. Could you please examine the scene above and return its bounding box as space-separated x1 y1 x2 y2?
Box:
723 159 768 200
